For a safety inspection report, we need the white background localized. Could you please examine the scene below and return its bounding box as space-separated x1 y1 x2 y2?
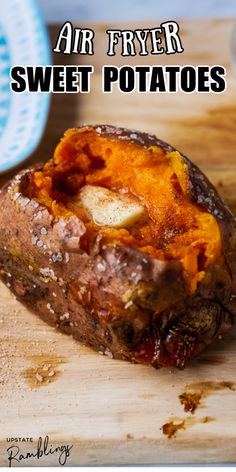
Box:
38 0 236 23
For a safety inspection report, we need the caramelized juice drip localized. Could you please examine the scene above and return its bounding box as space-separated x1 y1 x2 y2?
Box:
162 416 215 439
162 420 185 438
22 356 67 388
178 380 235 413
179 392 202 414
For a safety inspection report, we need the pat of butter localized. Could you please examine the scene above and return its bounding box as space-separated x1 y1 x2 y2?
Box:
80 185 145 228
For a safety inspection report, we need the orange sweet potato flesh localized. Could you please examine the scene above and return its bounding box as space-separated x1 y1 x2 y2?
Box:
27 128 222 293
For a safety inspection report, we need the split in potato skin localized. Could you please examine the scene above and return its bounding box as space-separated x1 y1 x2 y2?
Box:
0 125 236 368
26 127 222 293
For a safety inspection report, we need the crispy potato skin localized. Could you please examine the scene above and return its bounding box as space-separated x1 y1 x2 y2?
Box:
0 125 236 368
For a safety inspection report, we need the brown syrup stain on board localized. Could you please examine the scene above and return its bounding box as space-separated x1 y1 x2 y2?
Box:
197 355 225 366
22 355 67 388
188 380 235 392
162 420 186 439
179 392 202 414
161 415 215 439
140 392 158 400
201 415 214 424
178 381 235 414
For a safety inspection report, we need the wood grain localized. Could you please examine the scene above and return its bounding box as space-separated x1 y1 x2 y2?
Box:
0 19 236 466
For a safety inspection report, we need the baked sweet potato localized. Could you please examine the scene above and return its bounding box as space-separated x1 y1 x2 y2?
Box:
0 125 236 368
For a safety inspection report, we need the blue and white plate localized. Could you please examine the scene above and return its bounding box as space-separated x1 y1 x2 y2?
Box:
0 0 51 173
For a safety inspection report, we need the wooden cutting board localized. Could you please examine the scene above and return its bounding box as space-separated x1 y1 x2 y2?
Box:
1 19 236 466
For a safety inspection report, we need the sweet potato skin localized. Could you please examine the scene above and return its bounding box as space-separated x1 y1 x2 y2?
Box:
0 125 236 368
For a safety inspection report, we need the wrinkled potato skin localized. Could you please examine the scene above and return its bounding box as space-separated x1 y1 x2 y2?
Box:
0 125 236 368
